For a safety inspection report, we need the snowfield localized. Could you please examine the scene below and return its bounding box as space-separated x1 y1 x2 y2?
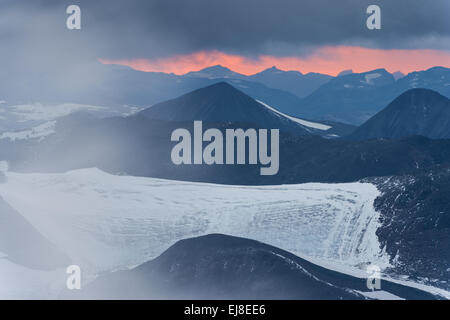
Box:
3 168 450 299
0 168 391 291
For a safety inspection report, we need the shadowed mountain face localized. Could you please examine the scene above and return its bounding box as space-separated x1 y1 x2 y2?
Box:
349 89 450 140
365 167 450 285
69 234 437 300
3 64 449 131
3 64 449 128
247 66 332 98
0 63 311 123
140 82 311 135
0 197 70 270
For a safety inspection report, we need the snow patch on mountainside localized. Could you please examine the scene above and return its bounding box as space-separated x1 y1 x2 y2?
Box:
257 100 331 130
364 73 381 85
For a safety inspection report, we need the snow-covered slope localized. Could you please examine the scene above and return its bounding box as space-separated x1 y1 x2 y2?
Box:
0 168 390 276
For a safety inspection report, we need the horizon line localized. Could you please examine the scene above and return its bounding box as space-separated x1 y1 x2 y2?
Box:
98 60 450 78
98 46 450 77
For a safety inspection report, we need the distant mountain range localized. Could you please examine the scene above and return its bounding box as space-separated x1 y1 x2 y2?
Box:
349 89 450 140
365 166 450 284
184 65 248 80
123 65 450 126
293 67 450 124
1 62 449 131
3 81 450 295
180 65 333 98
247 66 333 98
69 234 437 300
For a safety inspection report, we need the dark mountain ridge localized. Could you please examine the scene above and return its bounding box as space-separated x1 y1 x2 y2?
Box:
349 89 450 140
364 165 450 288
140 82 311 135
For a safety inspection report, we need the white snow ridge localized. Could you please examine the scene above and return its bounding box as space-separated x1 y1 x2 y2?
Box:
0 168 390 278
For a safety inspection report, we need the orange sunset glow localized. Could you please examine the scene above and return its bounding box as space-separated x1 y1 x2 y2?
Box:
99 46 450 76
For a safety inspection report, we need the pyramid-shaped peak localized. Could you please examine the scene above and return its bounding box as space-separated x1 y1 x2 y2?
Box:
202 81 237 90
390 88 447 107
139 82 310 135
176 81 247 99
349 88 450 140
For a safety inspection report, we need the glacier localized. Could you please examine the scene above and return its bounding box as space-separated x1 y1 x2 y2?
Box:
0 167 393 298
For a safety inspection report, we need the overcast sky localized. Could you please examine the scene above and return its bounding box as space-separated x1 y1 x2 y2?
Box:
0 0 449 76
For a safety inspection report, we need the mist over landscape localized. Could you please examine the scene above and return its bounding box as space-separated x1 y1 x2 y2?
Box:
1 0 450 301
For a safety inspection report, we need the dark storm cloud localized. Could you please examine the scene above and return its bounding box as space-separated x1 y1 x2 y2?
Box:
1 0 448 62
81 0 450 58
